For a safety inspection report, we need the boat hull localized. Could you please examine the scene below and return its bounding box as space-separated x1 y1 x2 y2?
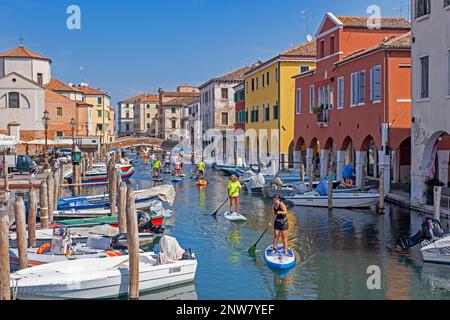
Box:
285 193 380 208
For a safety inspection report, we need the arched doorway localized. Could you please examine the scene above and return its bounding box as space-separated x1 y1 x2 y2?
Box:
361 135 378 178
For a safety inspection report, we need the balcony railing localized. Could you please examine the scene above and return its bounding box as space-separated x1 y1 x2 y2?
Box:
317 109 329 128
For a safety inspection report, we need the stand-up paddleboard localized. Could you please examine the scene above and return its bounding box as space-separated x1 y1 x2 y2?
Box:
172 178 183 183
224 211 247 222
264 245 296 270
180 174 186 178
153 177 164 182
196 180 208 187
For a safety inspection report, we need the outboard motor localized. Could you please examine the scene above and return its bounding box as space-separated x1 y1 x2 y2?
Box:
398 218 445 250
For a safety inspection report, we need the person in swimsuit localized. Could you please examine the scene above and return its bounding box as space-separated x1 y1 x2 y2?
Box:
271 195 289 255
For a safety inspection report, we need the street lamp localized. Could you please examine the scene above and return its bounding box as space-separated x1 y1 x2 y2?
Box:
42 110 50 168
70 118 76 151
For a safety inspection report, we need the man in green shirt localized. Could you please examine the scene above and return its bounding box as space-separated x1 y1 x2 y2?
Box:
197 159 206 180
228 175 242 214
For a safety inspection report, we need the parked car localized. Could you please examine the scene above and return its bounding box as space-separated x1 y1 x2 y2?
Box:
56 148 72 157
2 155 38 174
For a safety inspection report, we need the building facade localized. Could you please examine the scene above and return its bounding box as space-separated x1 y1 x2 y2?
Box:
134 94 159 137
244 42 316 168
411 0 450 204
293 13 412 193
234 82 246 132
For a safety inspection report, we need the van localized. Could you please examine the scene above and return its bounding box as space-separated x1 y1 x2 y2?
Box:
2 155 38 174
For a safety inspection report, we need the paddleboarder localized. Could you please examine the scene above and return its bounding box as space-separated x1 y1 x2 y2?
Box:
228 175 242 215
197 159 206 180
152 157 161 179
270 195 289 255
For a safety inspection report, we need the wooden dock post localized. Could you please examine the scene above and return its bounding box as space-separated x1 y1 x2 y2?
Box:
118 181 127 234
378 169 385 214
328 158 333 210
14 197 28 270
53 170 59 212
0 213 10 300
47 174 55 223
3 161 9 192
126 187 139 300
28 190 37 248
72 163 80 197
434 186 442 222
309 159 314 192
39 181 49 229
301 163 305 184
109 163 117 217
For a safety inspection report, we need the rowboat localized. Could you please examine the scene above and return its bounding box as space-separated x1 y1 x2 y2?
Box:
11 237 197 300
265 245 296 270
57 185 176 211
284 192 380 208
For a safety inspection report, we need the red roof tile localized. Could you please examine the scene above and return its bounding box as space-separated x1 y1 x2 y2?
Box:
337 16 411 29
0 46 52 62
45 79 83 93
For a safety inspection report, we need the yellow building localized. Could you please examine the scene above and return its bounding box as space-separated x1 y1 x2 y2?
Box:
244 41 316 167
77 84 115 143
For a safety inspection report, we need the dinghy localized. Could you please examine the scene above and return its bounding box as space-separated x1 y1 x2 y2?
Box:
264 245 296 270
224 211 247 222
284 192 380 208
10 236 197 300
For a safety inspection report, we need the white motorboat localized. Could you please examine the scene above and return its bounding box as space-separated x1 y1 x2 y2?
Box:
284 192 380 208
10 237 197 300
420 235 450 265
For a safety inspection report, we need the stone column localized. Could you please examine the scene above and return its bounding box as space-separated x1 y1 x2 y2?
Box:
378 150 391 194
355 151 367 188
320 150 330 180
306 148 314 177
411 171 426 205
437 150 450 186
392 150 400 184
293 151 301 170
336 150 346 181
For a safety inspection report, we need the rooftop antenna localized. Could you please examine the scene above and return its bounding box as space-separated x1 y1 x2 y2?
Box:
18 37 24 47
300 10 313 42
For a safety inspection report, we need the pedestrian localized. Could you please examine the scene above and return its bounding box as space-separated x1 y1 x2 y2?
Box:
228 175 242 214
270 195 289 255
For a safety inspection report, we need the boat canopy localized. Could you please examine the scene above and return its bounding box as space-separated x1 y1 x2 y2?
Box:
141 185 176 207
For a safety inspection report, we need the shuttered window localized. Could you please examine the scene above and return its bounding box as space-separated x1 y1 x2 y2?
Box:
358 70 366 104
337 77 345 108
309 86 315 112
420 56 430 99
295 89 302 114
370 66 382 102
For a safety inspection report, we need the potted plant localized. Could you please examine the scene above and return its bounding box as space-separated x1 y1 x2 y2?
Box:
425 177 445 205
313 104 325 114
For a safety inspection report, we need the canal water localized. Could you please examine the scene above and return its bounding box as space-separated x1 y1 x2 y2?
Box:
85 160 450 300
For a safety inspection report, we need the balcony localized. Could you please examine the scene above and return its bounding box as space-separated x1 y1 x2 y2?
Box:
316 109 329 128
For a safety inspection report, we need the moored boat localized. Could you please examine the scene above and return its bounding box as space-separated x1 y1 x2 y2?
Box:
284 192 380 208
420 235 450 265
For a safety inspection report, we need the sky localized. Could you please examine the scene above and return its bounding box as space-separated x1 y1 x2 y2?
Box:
0 0 411 104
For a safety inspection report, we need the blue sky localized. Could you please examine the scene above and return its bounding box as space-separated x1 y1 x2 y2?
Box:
0 0 411 104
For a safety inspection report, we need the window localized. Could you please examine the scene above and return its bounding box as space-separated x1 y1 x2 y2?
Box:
262 74 265 87
221 88 228 100
320 40 325 58
171 120 176 129
273 104 279 120
146 113 150 118
250 109 255 123
256 77 259 90
415 0 431 18
419 56 430 99
301 66 310 73
221 112 228 126
57 107 63 116
96 124 103 131
351 71 366 105
146 104 150 109
97 110 102 117
295 89 302 114
275 68 278 82
267 72 270 86
147 123 151 129
370 66 382 102
171 107 176 113
245 110 249 123
8 92 19 108
252 79 255 91
265 105 270 121
330 36 335 54
97 97 102 105
126 112 129 119
337 77 345 109
56 131 63 137
309 85 315 112
235 112 239 123
246 82 249 94
37 73 43 85
255 107 259 122
125 124 130 131
446 0 450 7
448 49 450 96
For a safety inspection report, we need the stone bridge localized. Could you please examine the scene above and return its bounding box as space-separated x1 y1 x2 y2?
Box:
107 137 164 150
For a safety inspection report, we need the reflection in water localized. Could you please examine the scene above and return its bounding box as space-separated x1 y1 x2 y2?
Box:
131 283 198 300
72 162 450 300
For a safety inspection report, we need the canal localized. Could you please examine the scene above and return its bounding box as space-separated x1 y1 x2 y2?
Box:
82 160 450 300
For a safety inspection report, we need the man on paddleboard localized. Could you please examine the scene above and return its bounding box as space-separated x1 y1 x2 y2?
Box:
153 157 161 179
270 195 289 255
228 175 242 215
197 159 206 180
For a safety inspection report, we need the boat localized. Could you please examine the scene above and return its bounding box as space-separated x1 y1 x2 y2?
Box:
10 237 198 300
57 185 176 211
196 180 208 187
284 192 380 208
63 163 133 180
66 166 135 184
420 235 450 265
267 183 372 199
223 211 247 222
264 245 296 270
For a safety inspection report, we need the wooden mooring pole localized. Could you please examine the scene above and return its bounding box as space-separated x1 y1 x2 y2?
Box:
39 181 49 229
434 186 442 222
328 158 334 210
0 213 10 300
109 163 117 217
14 197 28 270
28 190 37 248
47 174 55 224
378 169 385 214
118 181 127 234
126 187 139 300
301 163 305 184
53 169 59 212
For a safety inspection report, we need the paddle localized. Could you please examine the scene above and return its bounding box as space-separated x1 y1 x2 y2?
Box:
211 186 240 217
248 220 273 255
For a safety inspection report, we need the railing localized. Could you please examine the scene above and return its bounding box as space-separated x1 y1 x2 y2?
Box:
317 109 329 126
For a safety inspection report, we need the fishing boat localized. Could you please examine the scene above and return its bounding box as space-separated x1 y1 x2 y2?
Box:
284 192 380 208
420 235 450 265
10 237 197 300
264 245 296 270
57 185 176 211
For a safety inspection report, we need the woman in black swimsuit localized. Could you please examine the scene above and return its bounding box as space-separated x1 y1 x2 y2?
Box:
271 195 289 255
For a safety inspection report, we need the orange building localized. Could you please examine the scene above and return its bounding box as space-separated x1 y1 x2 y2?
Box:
293 13 412 192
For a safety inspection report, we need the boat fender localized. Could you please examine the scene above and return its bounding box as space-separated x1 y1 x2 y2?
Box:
36 243 51 255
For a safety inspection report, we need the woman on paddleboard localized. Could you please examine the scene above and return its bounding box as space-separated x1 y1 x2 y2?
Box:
228 175 242 215
271 195 289 255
